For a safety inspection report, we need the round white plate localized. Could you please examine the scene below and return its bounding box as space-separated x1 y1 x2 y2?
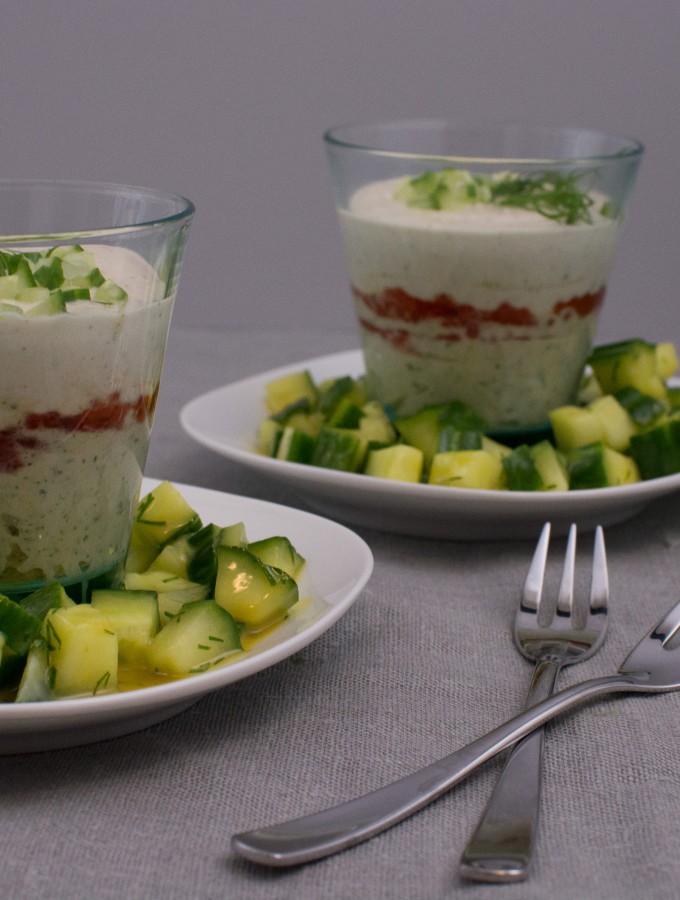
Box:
0 479 373 754
180 349 680 540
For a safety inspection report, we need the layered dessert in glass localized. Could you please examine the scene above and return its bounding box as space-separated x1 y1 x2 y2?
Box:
0 182 193 599
325 121 642 431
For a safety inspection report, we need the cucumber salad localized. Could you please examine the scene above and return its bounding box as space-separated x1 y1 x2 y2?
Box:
257 338 680 491
0 481 306 701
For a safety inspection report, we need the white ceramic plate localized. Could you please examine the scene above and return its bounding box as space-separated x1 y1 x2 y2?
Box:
181 349 680 540
0 479 373 754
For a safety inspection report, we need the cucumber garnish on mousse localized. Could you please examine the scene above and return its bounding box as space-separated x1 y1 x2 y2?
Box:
0 245 127 317
393 167 611 224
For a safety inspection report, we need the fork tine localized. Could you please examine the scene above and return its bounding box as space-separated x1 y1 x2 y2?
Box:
652 601 680 645
522 522 551 611
589 526 609 614
556 523 576 616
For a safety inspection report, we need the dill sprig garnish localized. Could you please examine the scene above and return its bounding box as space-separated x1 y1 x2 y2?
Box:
489 171 595 225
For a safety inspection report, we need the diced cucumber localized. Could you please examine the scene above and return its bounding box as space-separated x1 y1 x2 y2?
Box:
358 414 397 445
33 257 64 290
0 264 38 297
0 636 25 689
146 600 241 675
215 546 298 631
19 582 75 621
43 605 118 697
270 396 314 424
667 386 680 412
14 256 37 288
281 410 325 437
147 533 195 579
125 526 160 574
394 401 487 469
0 594 42 656
317 375 366 417
530 440 569 491
576 370 604 404
59 249 98 280
91 589 160 665
257 418 283 456
358 401 397 445
0 301 24 315
567 442 640 489
0 274 22 298
550 396 635 453
15 286 50 305
502 445 544 491
62 288 91 302
656 342 679 379
0 246 126 317
25 291 67 317
265 370 317 415
549 404 601 450
364 444 424 483
629 417 680 479
394 167 486 211
124 571 209 625
184 523 225 587
393 405 448 469
124 569 207 596
14 639 51 702
247 536 306 579
614 386 667 428
428 450 505 489
311 427 368 472
275 426 315 463
588 339 667 401
327 397 364 428
218 521 249 549
438 426 483 452
317 375 354 415
45 244 85 258
481 436 513 460
91 281 127 304
587 395 635 452
133 481 202 548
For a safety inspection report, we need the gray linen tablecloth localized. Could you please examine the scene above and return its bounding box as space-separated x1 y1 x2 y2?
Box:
4 326 680 900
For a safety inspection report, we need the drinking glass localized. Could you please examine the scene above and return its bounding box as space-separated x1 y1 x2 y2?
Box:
0 180 194 600
324 120 642 432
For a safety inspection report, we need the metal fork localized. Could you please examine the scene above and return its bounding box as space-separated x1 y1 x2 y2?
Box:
459 522 609 882
232 592 680 868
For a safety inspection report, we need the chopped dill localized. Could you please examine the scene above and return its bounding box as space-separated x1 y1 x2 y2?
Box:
489 170 595 224
93 672 111 694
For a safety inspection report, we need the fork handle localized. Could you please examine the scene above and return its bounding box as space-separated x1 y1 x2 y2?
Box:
231 673 637 867
458 657 560 882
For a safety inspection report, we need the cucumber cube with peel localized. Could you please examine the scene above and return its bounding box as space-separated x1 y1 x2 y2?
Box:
146 600 241 675
91 589 160 665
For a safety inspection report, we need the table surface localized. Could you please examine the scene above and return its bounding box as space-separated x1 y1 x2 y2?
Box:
6 325 680 900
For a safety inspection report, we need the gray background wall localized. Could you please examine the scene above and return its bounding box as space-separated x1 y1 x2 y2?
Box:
2 1 678 345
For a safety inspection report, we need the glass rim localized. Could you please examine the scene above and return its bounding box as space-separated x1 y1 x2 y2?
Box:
323 118 645 167
0 178 195 243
